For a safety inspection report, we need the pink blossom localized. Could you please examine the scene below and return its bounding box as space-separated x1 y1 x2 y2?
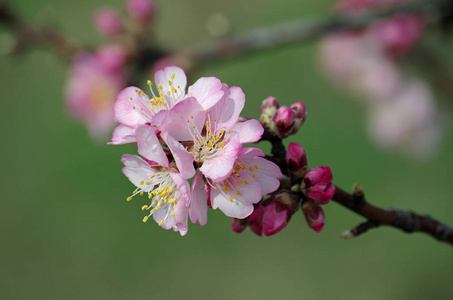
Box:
126 0 155 23
110 66 226 145
205 147 282 219
121 126 191 235
302 201 325 233
94 8 122 36
303 166 335 204
65 50 125 141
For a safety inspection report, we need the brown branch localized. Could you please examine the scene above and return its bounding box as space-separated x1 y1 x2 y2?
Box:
260 125 453 247
0 1 81 60
333 185 453 246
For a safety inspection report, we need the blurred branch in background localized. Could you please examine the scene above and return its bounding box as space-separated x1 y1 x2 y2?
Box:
1 0 452 66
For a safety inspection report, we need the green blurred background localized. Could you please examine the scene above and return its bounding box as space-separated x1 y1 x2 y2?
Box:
1 0 453 299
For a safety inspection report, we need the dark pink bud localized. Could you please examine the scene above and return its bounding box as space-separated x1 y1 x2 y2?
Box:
232 218 247 233
270 106 295 138
126 0 155 23
287 142 308 177
94 8 122 36
302 201 325 233
96 45 128 73
248 205 264 236
290 102 306 120
303 166 335 204
259 96 280 126
262 201 291 236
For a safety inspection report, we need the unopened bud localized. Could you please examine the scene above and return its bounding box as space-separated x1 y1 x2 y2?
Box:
232 218 247 233
259 96 280 126
262 191 299 236
290 102 306 134
94 8 122 36
126 0 155 23
270 106 295 138
287 142 308 178
302 201 325 233
303 166 335 204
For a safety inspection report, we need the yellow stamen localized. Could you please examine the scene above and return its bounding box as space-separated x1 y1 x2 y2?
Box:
142 205 148 211
143 216 149 223
127 197 132 201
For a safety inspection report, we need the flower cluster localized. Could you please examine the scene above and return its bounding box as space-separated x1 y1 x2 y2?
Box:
110 66 283 235
65 0 155 141
319 0 441 159
232 98 334 236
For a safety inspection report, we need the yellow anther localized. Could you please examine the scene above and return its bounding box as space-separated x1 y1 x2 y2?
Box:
140 181 144 185
215 135 220 140
224 186 230 191
223 180 227 184
150 208 156 213
191 115 194 119
158 84 163 90
220 130 224 134
133 191 137 194
170 211 175 216
213 186 218 189
255 164 260 169
147 80 152 85
130 97 133 100
150 174 155 178
140 192 144 196
187 120 190 123
228 131 231 134
237 181 242 185
249 167 254 172
236 191 241 195
167 91 171 95
156 206 162 210
253 174 257 178
142 205 148 211
171 73 175 79
244 180 249 185
148 194 153 199
207 127 211 131
143 216 149 222
159 220 164 226
193 126 195 129
206 121 210 125
153 200 158 205
206 110 209 113
168 80 172 86
229 196 233 201
146 181 151 185
133 106 136 109
127 197 132 201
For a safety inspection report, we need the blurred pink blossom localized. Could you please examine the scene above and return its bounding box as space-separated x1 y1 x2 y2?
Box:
126 0 155 23
94 8 122 36
368 80 441 159
65 47 126 141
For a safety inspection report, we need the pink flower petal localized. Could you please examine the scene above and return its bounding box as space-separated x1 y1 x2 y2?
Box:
161 133 195 179
188 77 225 110
231 119 264 144
136 125 169 168
113 86 149 127
109 125 137 145
189 172 208 226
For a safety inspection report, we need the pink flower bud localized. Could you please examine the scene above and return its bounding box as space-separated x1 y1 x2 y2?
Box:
287 142 308 177
94 8 122 36
303 166 335 204
270 106 295 138
232 218 247 233
126 0 155 23
262 202 291 236
290 102 306 120
302 201 325 233
248 205 264 236
259 96 280 126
